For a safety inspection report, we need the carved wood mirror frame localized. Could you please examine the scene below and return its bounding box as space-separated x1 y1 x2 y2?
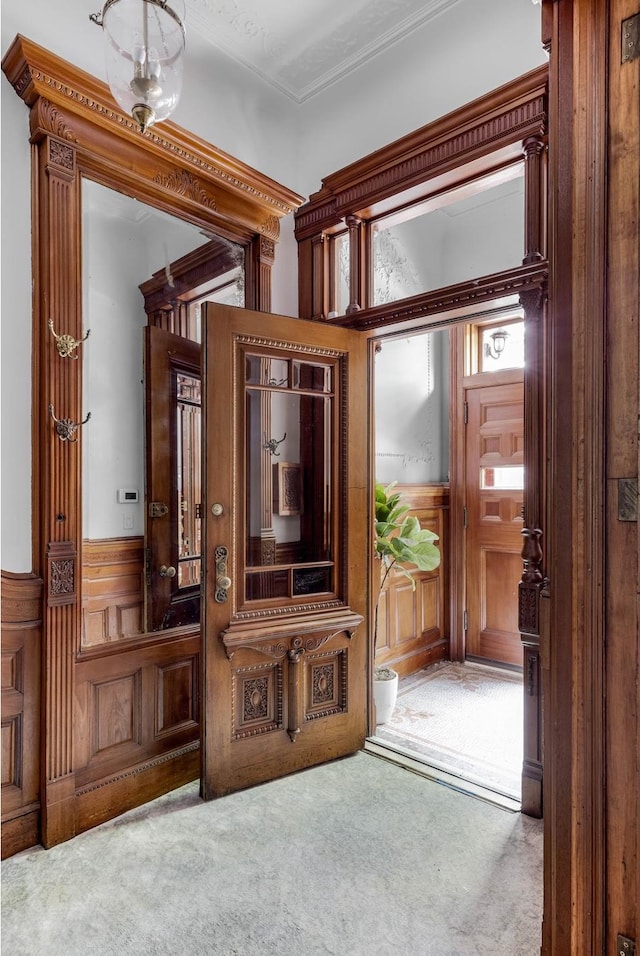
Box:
2 34 302 847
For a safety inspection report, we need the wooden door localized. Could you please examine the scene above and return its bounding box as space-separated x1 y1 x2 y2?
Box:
201 304 369 799
465 380 524 665
145 327 201 631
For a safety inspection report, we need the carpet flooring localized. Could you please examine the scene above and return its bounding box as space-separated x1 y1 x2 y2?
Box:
373 662 523 799
1 751 543 955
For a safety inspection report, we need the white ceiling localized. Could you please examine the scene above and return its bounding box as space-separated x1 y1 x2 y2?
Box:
186 0 462 102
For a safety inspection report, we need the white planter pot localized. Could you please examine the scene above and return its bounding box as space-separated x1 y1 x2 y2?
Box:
373 668 399 725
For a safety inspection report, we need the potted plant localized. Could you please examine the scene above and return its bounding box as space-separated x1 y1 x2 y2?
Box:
373 481 441 724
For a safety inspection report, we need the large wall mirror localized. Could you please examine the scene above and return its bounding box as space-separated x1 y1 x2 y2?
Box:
82 178 245 642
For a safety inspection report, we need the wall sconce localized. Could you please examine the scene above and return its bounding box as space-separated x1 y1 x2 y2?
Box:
91 0 186 134
484 328 509 361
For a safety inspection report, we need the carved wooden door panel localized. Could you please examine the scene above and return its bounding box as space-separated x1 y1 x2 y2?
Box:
465 380 524 665
145 327 201 631
201 304 368 798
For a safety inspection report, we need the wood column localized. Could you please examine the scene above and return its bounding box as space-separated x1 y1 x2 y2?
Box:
542 0 608 951
246 234 275 312
345 215 362 314
33 116 83 847
523 135 546 264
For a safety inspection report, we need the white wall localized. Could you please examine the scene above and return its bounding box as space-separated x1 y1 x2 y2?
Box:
294 0 546 197
1 80 33 571
375 331 450 486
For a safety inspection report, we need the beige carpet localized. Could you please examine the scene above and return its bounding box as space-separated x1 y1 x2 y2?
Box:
373 661 523 799
1 751 542 955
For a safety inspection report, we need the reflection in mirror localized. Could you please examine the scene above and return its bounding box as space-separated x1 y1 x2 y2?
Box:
375 330 450 486
479 317 524 372
81 178 244 643
176 372 202 588
244 353 334 604
371 164 525 306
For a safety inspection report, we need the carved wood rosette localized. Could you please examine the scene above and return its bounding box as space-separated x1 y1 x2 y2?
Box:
222 611 361 745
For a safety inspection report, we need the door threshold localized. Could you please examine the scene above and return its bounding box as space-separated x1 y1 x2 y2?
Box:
364 737 522 813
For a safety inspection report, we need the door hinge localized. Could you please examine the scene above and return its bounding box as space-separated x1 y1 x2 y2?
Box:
617 935 636 956
149 501 169 518
463 609 468 631
463 401 469 425
622 13 640 63
463 505 468 529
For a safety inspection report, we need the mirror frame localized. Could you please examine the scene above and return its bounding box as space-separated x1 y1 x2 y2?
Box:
2 34 302 844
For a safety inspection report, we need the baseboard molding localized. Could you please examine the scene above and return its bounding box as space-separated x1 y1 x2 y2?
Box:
1 805 40 859
74 744 200 836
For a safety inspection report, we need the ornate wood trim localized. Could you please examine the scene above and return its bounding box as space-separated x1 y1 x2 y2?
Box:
328 264 547 332
294 65 547 241
2 37 303 237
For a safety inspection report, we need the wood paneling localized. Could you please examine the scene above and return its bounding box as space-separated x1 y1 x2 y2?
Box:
82 538 144 646
1 572 42 859
375 485 449 677
75 631 199 785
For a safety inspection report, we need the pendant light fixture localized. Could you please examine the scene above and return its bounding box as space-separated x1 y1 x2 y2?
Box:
90 0 186 133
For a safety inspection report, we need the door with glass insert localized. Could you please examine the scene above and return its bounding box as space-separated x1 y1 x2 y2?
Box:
201 304 368 799
465 380 524 665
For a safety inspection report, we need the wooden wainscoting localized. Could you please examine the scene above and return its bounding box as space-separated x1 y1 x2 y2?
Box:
1 572 43 858
79 539 200 837
375 484 449 678
73 628 200 834
82 538 145 646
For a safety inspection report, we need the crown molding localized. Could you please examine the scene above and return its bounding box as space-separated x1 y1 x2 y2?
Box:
2 34 303 235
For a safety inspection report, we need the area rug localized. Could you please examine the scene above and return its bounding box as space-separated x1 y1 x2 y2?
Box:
373 661 523 798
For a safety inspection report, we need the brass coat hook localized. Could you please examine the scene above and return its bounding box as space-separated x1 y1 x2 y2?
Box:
49 404 91 442
48 319 90 359
263 432 287 456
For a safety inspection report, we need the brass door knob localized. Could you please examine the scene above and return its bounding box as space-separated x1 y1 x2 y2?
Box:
159 565 177 578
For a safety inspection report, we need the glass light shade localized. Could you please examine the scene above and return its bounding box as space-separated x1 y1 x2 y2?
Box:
101 0 186 132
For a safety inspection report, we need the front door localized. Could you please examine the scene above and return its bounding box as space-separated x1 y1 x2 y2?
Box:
465 379 524 666
201 304 369 798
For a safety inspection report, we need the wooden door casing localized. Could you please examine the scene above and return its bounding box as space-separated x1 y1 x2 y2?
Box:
201 304 369 799
465 380 524 666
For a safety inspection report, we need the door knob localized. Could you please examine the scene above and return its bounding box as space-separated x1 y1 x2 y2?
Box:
216 574 232 590
159 564 177 578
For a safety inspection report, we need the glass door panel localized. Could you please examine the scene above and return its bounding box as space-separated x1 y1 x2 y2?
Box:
244 353 334 604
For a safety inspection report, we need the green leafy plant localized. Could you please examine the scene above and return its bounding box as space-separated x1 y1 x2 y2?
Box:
374 481 441 675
